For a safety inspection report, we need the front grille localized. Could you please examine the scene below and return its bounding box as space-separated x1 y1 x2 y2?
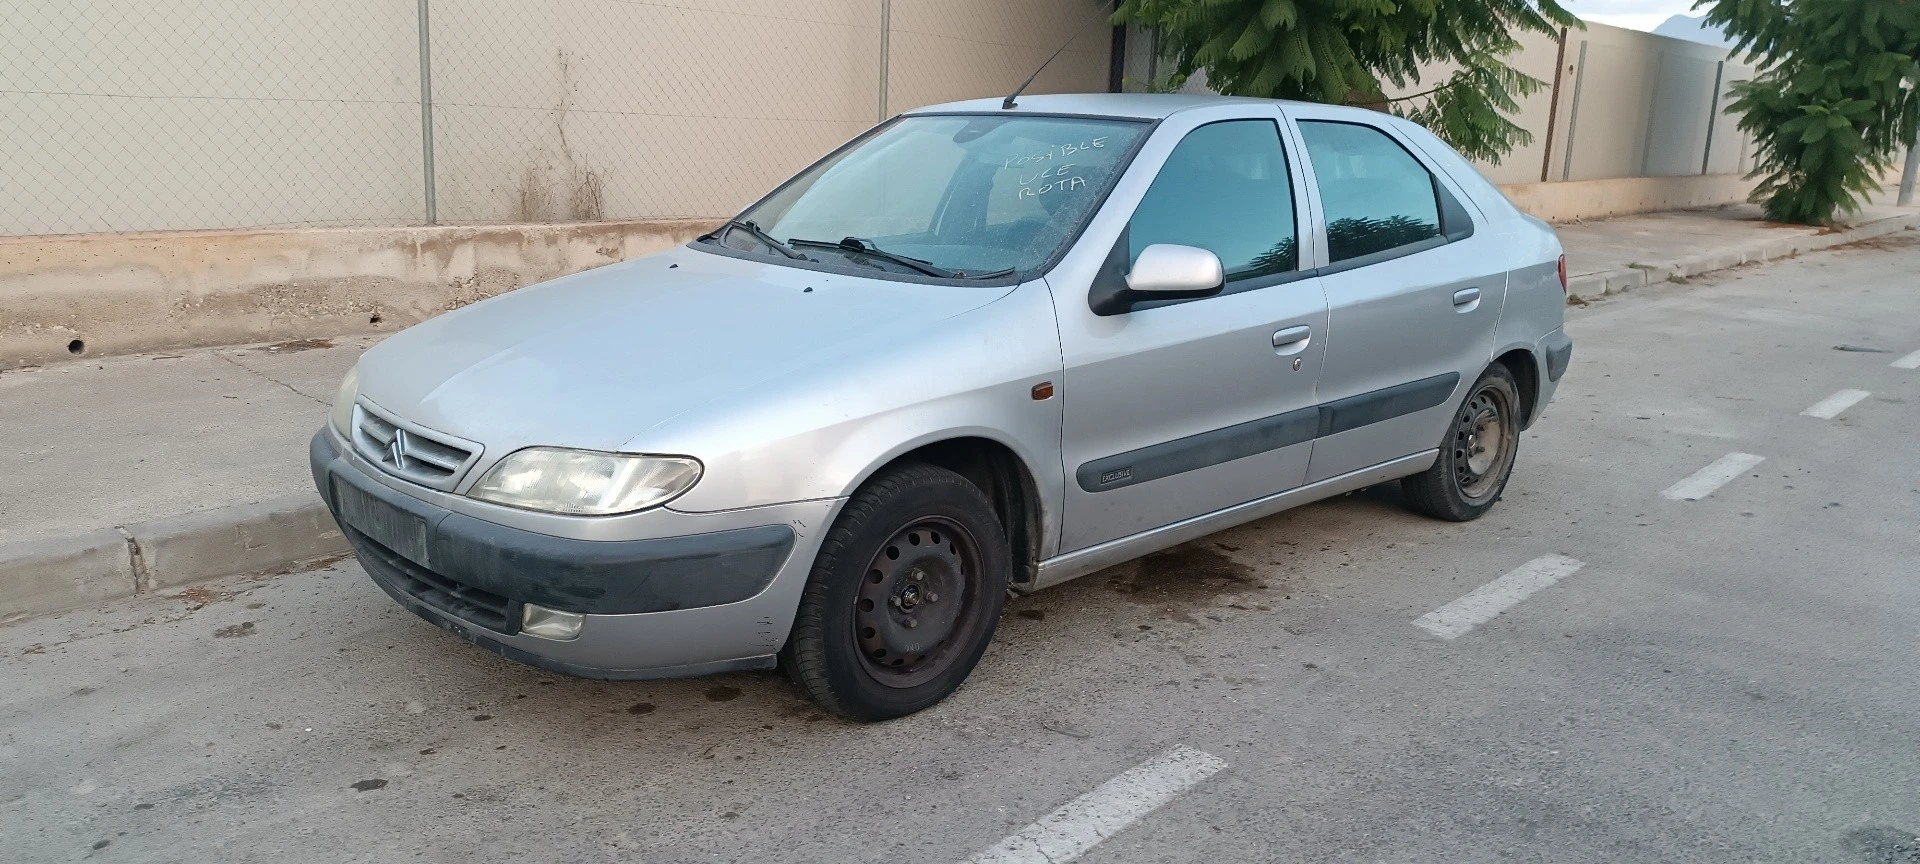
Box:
348 524 521 635
350 400 481 491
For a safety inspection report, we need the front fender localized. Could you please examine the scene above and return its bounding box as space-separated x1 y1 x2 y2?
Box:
652 284 1065 542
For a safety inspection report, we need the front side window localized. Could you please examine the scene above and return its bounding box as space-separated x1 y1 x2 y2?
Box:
722 115 1147 279
1298 121 1443 263
1128 120 1298 281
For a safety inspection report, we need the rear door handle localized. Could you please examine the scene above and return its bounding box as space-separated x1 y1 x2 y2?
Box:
1272 325 1312 355
1452 287 1482 307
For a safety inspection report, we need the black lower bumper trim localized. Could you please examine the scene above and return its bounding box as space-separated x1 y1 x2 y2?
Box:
357 548 776 681
1544 331 1574 382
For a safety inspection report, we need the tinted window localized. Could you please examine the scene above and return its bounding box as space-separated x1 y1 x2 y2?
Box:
1298 121 1443 263
1129 120 1297 281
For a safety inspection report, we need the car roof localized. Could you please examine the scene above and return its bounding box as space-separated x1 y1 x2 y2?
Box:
904 92 1347 121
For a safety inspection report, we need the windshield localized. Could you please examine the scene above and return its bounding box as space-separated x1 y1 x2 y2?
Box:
716 114 1149 278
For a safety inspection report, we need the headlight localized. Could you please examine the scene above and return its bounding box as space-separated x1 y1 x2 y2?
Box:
330 365 359 435
468 448 702 516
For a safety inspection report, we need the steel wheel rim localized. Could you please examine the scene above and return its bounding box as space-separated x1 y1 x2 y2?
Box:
1453 384 1515 501
851 516 985 689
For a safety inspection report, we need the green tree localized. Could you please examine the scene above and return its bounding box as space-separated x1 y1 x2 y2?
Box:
1111 0 1578 163
1701 0 1920 225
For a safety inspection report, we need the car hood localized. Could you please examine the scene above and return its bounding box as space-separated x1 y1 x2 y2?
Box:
355 245 1014 455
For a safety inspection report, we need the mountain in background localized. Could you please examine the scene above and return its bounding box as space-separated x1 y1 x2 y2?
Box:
1652 13 1737 49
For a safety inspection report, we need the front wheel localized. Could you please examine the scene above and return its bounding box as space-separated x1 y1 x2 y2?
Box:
779 463 1010 721
1402 364 1522 522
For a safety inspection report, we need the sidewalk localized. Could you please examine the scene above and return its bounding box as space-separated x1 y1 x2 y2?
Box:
1559 198 1919 301
4 201 1918 620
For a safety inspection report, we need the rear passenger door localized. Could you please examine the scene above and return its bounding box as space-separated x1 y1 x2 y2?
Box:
1286 112 1505 484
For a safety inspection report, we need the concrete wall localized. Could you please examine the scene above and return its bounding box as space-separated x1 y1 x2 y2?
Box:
1363 22 1755 191
8 5 1766 240
1497 175 1756 223
884 1 1113 114
1549 23 1756 182
423 0 883 224
1392 26 1569 186
0 219 712 368
1 0 1116 237
3 0 426 236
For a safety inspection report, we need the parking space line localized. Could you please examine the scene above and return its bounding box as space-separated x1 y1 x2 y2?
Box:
1413 554 1586 640
1661 452 1766 501
1892 350 1920 370
1801 389 1871 420
962 746 1227 864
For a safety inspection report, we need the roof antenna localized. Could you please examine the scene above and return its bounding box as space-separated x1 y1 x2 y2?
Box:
1003 6 1114 110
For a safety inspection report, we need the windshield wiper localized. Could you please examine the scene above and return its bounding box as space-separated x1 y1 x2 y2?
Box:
714 219 806 260
789 236 957 279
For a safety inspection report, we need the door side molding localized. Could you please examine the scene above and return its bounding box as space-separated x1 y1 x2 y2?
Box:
1038 451 1439 589
1315 372 1459 438
1075 406 1320 492
1074 372 1460 493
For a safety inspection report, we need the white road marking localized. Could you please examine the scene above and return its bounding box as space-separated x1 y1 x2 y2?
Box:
1660 452 1766 501
962 746 1227 864
1801 389 1871 420
1891 349 1920 370
1413 554 1586 640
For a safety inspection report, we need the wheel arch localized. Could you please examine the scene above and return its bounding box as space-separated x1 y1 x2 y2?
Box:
1493 345 1544 429
848 434 1047 588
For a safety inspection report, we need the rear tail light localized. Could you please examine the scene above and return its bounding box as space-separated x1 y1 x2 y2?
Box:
1557 255 1568 294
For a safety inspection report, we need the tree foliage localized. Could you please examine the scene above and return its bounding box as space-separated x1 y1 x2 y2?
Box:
1112 0 1577 163
1702 0 1920 225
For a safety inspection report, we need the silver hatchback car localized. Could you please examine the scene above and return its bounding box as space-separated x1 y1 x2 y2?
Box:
312 93 1572 720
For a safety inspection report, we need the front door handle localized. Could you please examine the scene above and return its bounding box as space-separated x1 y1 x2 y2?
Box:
1452 287 1482 308
1272 325 1312 356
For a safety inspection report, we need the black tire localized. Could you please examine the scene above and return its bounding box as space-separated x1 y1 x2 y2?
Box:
1402 363 1522 522
779 463 1010 721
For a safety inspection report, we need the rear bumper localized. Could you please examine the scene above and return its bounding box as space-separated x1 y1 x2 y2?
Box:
311 429 836 679
1530 328 1573 426
1542 328 1573 383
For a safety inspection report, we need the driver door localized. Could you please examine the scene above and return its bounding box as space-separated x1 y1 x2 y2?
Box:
1050 111 1330 554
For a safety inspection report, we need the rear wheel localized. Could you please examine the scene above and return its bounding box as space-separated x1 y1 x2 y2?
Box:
1402 364 1521 522
779 463 1010 721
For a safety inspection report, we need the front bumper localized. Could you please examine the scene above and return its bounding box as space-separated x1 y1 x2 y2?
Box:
311 429 837 679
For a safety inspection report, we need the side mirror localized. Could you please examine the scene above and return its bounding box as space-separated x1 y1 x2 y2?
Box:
1089 239 1225 316
1126 244 1225 296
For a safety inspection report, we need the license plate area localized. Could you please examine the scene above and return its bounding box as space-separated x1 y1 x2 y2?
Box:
333 478 431 566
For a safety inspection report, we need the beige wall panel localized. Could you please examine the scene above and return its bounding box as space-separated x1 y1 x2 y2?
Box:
3 0 422 235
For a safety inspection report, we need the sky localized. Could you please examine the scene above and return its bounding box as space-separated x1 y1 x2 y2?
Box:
1559 0 1701 32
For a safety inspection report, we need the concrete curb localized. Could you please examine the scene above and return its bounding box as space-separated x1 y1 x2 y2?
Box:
0 494 347 621
139 497 347 589
1565 211 1920 303
0 530 136 623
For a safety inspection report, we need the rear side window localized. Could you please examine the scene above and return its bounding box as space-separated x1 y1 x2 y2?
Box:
1128 120 1298 281
1298 121 1443 263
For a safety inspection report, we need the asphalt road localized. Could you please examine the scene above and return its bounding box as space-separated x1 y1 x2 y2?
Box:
5 236 1918 864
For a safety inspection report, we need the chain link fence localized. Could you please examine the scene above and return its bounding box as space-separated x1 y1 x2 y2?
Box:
3 0 426 236
4 2 1772 239
2 0 1116 237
